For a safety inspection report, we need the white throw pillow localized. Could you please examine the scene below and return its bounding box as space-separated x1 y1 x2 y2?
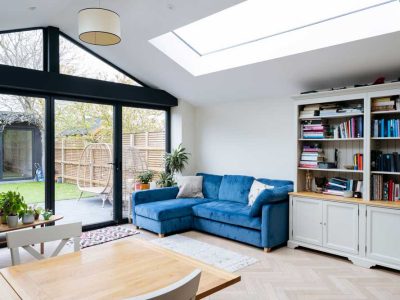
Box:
248 180 274 206
177 176 204 198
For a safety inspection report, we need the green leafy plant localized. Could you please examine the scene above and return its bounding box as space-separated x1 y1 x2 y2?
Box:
165 144 190 174
157 171 177 188
21 205 35 216
42 209 53 221
137 170 155 184
0 191 26 217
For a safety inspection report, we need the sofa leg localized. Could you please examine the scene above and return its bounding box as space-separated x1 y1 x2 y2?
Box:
158 234 165 238
264 248 272 253
135 226 140 229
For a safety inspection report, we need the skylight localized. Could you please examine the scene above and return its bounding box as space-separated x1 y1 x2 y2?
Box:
150 0 400 76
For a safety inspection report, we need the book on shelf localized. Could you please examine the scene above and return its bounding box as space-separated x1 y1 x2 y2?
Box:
353 153 363 170
301 120 328 139
300 102 363 118
299 143 325 168
371 151 400 172
332 116 363 139
372 174 400 201
371 96 400 112
322 177 363 196
372 118 400 138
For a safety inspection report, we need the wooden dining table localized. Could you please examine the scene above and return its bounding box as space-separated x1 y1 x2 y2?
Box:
0 238 240 300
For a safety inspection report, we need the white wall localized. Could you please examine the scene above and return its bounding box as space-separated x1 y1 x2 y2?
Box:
194 98 296 181
171 99 196 175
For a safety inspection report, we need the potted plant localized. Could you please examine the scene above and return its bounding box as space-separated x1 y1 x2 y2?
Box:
136 170 155 190
157 171 176 188
33 205 43 221
1 191 25 228
0 195 6 224
21 205 35 224
165 144 190 175
42 209 53 221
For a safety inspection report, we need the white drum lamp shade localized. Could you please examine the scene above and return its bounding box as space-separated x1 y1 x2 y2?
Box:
78 8 121 46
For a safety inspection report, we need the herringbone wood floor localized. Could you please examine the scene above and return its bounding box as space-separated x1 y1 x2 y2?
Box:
1 228 399 299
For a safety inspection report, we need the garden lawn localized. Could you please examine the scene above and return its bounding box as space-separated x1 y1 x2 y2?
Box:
0 182 95 204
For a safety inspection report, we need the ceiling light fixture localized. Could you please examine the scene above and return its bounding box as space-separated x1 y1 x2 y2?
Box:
78 1 121 46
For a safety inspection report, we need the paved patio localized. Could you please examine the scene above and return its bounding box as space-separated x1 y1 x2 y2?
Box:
37 197 114 226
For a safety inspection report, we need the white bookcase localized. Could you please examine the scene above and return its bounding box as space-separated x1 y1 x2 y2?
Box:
289 82 400 271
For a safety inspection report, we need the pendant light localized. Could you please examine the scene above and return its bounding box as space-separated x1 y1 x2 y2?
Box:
78 1 121 46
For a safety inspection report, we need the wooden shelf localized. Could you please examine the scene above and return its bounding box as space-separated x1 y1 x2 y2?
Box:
290 192 400 209
299 112 363 120
371 171 400 175
371 137 400 140
298 167 363 173
371 110 400 115
299 138 363 141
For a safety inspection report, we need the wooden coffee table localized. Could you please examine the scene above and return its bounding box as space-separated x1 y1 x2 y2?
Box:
0 215 63 254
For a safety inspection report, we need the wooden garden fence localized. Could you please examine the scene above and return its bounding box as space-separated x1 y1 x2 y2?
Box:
54 131 165 185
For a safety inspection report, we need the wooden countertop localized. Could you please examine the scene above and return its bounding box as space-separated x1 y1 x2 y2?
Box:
289 192 400 209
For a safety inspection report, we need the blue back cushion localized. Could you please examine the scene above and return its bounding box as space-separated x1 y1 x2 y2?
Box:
218 175 255 203
196 173 223 199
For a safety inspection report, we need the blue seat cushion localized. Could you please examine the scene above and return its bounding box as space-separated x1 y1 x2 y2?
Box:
196 173 223 199
218 175 255 203
135 198 211 221
192 200 261 230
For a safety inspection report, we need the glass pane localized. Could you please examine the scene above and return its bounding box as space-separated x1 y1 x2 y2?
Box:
59 36 142 86
3 129 33 179
122 107 166 219
0 29 43 70
0 94 45 207
55 100 114 226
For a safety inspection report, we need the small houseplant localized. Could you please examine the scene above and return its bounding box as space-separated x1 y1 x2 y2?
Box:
0 196 6 224
157 171 176 188
1 191 26 228
21 206 35 224
33 205 43 220
42 209 53 221
165 144 190 175
136 170 155 190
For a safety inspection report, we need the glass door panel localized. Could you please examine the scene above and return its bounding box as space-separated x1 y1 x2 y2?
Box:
122 107 166 219
54 100 114 226
0 94 45 207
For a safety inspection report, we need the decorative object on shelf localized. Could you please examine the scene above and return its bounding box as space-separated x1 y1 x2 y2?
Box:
21 206 35 224
305 170 312 192
314 177 327 193
78 3 121 46
33 205 42 221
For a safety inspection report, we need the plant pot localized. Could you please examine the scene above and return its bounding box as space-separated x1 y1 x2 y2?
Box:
34 213 40 220
0 214 7 224
22 213 35 224
134 182 141 191
7 215 19 228
140 183 150 190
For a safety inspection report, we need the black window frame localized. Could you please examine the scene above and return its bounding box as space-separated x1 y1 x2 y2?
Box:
0 26 175 230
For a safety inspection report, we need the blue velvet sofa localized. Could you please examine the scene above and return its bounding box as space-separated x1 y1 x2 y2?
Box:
132 173 293 251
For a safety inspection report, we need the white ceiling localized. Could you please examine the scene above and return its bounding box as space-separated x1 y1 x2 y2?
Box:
1 0 400 106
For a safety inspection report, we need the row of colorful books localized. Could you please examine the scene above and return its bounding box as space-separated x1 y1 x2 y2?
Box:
372 118 400 137
371 175 400 201
299 144 324 168
371 151 400 172
353 153 363 171
371 96 400 112
322 177 363 196
332 117 363 139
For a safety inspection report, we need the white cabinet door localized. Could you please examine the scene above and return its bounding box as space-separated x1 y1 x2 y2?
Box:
323 201 359 254
367 206 400 265
292 197 323 246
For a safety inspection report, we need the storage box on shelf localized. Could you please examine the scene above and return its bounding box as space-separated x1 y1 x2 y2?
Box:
291 82 400 271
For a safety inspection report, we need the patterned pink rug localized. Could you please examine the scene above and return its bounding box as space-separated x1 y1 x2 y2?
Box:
70 225 140 249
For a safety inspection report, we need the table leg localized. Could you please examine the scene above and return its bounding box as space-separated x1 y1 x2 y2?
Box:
40 224 44 254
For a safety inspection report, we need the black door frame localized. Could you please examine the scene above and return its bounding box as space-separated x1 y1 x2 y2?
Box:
0 26 175 230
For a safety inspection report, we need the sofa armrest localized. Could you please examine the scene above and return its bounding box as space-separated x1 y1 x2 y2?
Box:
261 201 289 249
249 184 293 217
132 187 179 207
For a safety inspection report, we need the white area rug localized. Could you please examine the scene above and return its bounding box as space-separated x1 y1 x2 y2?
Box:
151 234 258 272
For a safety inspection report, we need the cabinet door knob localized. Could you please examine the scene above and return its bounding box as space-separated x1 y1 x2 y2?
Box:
323 222 327 226
319 222 322 225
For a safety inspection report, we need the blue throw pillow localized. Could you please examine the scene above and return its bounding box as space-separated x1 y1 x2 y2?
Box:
249 185 292 217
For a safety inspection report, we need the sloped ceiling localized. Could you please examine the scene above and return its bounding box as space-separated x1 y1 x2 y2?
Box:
1 0 400 106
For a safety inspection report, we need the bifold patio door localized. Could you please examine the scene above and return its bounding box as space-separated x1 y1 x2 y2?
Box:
54 100 115 226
